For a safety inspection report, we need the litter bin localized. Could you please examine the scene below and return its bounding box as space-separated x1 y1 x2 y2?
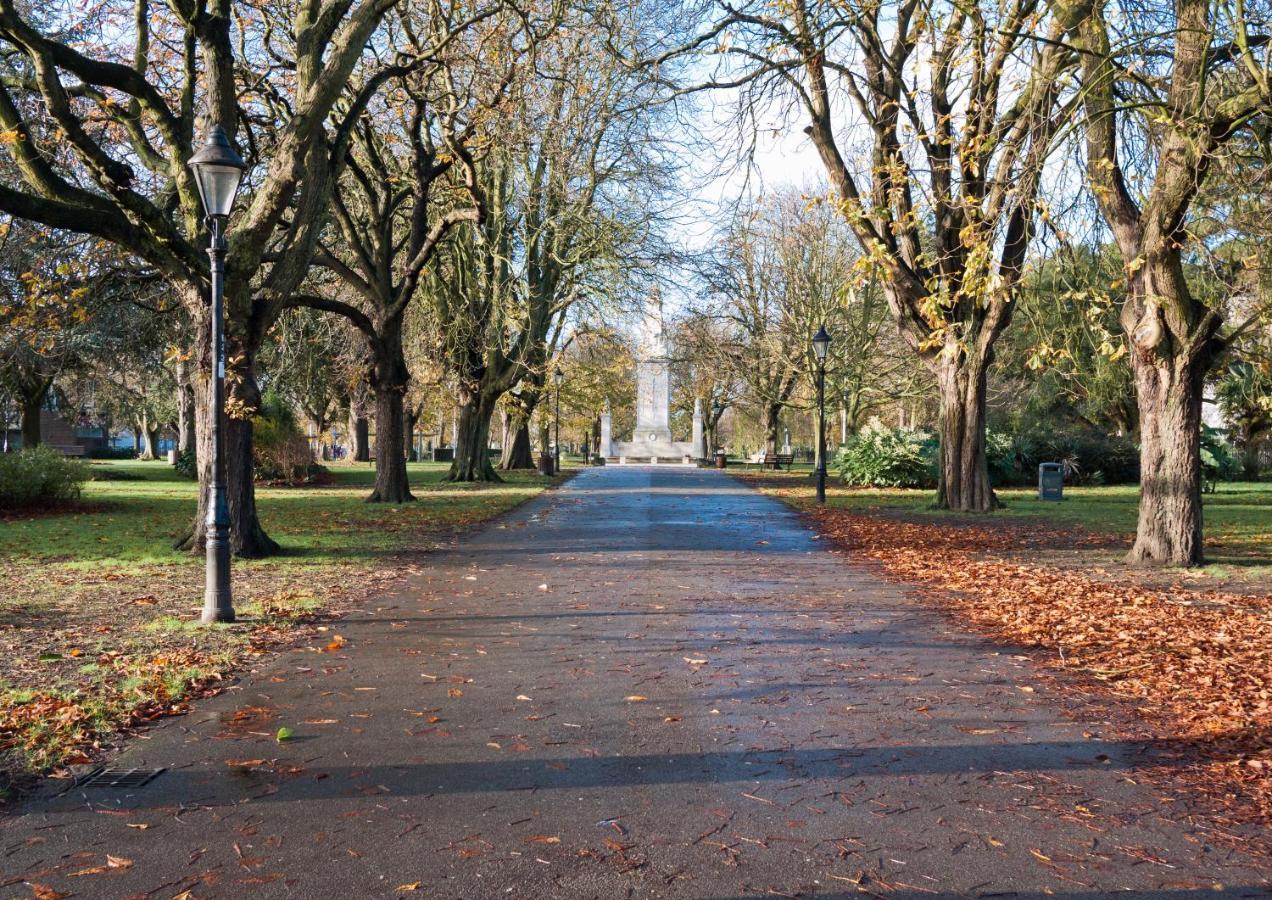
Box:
714 450 728 469
538 453 555 476
1038 462 1064 501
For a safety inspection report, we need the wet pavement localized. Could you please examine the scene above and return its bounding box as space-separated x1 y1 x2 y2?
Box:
2 465 1268 898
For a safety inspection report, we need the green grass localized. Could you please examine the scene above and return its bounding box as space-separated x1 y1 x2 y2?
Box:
752 472 1272 578
0 458 559 779
2 458 552 570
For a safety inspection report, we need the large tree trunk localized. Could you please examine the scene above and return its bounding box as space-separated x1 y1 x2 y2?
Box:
175 312 279 558
934 354 998 512
176 356 196 456
19 383 46 449
367 328 413 503
501 420 534 469
449 390 501 482
1125 338 1208 566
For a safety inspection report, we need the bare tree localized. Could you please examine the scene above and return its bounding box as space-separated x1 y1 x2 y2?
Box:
706 0 1080 508
1066 0 1272 563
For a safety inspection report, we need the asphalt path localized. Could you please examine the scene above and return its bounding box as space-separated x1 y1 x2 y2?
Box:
2 465 1268 898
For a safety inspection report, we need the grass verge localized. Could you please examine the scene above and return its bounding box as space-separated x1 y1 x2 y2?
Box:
0 459 559 793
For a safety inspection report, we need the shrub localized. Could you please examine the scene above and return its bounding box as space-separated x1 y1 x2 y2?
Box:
253 391 319 484
0 447 90 509
174 449 197 480
254 416 318 483
1005 426 1139 486
985 429 1016 486
835 419 937 488
1201 425 1241 483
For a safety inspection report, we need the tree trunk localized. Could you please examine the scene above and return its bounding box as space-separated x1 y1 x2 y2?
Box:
500 383 541 470
934 355 998 512
449 391 501 482
19 387 45 449
175 311 279 558
367 330 413 503
436 407 449 448
139 415 161 461
501 420 534 469
762 403 782 454
351 409 370 462
1240 440 1261 481
1126 349 1207 566
404 407 418 463
176 355 196 455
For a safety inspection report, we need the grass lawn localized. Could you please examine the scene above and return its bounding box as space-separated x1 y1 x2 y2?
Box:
744 471 1272 581
0 458 560 785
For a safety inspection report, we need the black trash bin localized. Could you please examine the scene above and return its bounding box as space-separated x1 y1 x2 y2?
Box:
714 450 728 469
1038 462 1064 501
538 453 555 476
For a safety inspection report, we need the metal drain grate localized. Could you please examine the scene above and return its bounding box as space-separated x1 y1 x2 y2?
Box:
75 766 165 788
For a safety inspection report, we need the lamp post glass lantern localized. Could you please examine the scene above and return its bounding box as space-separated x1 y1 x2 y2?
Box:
811 325 831 504
188 124 247 625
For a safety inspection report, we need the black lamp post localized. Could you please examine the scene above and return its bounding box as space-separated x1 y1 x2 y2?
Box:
553 368 563 474
811 325 831 504
188 124 247 624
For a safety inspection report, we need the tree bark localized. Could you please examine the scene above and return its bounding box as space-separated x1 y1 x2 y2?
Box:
501 420 534 469
351 405 370 462
367 329 413 503
449 391 501 482
176 356 196 456
174 312 280 558
404 407 418 462
19 385 46 449
140 415 161 461
500 384 541 470
934 354 998 512
762 403 782 454
1125 336 1208 566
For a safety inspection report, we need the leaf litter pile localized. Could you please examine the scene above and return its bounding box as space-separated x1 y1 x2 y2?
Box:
739 477 1272 838
799 504 1271 831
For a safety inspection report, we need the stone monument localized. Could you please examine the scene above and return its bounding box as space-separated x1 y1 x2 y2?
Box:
610 291 696 462
599 400 613 458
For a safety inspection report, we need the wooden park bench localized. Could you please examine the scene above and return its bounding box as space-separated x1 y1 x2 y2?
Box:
762 453 794 471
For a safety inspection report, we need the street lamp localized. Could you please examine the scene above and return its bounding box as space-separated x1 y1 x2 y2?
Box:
188 124 247 625
811 325 831 504
553 368 563 475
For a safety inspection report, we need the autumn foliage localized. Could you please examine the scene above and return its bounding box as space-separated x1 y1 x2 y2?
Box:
802 504 1271 829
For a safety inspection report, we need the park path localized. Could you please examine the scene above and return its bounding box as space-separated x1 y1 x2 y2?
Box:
2 465 1268 899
